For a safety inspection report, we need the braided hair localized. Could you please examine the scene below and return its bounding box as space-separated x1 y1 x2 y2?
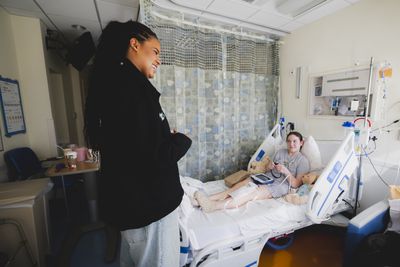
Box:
84 21 158 149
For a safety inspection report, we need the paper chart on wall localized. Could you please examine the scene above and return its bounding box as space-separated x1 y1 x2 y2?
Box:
0 76 26 136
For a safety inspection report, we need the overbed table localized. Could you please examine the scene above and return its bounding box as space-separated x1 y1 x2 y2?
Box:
46 161 118 267
45 161 100 222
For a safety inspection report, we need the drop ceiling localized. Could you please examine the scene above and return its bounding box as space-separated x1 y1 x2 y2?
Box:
0 0 361 45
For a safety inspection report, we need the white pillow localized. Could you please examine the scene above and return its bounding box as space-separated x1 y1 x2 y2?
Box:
301 135 322 171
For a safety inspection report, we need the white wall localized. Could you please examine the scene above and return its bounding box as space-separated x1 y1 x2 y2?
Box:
0 8 74 181
44 37 88 147
10 15 58 160
48 72 70 144
281 0 400 208
0 8 31 181
70 66 85 146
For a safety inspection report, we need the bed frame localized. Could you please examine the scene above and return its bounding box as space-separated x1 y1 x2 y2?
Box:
180 125 360 267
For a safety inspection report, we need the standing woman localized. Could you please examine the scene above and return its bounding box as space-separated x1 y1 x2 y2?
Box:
84 21 192 267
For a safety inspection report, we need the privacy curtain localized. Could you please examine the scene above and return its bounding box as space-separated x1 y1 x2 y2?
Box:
141 0 280 181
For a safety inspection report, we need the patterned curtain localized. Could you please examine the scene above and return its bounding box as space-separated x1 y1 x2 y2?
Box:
141 1 280 181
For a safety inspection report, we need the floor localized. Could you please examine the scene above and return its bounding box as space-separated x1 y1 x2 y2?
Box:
259 225 345 267
46 180 344 267
46 176 119 267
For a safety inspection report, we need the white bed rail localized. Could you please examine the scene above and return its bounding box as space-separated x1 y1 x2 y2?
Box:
189 233 269 267
307 132 358 223
180 221 191 267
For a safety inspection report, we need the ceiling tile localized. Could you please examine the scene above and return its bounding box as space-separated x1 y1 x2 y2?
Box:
207 0 259 20
0 0 363 42
248 10 291 28
97 0 138 25
251 0 274 8
170 0 214 10
1 7 53 29
36 0 98 21
279 20 304 32
0 0 40 12
47 14 100 42
99 0 139 8
295 0 349 24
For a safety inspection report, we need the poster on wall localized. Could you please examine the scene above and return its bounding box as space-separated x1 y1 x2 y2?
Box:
0 76 26 137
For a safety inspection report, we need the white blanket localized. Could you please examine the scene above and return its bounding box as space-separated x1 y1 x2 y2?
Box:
179 176 310 250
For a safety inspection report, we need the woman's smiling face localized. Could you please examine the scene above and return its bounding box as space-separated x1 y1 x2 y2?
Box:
129 37 161 79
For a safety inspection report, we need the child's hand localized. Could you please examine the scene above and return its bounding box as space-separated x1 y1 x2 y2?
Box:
268 161 275 170
275 164 289 176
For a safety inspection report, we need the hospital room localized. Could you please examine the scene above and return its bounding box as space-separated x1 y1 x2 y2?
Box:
0 0 399 266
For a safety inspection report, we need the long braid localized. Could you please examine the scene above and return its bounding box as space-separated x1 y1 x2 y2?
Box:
84 20 158 149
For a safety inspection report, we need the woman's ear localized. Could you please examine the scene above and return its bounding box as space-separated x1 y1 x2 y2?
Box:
129 38 140 52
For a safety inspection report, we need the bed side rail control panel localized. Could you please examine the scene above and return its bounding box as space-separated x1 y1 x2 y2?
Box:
307 132 358 223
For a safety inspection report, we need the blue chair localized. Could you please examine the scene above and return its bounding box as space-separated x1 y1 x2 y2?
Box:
4 147 45 181
343 200 390 267
3 146 74 203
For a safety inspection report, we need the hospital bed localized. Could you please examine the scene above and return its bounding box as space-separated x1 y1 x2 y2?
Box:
179 124 361 267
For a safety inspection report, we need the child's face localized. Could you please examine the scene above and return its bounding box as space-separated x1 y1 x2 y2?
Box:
286 134 303 154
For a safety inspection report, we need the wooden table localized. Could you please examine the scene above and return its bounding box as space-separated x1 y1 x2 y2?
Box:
45 161 100 221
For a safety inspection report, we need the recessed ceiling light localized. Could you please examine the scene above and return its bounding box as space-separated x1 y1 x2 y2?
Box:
71 24 87 31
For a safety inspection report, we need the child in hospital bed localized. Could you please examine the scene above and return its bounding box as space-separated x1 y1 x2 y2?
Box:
195 131 310 212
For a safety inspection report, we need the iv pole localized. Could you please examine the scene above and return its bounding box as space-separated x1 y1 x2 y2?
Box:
353 57 374 216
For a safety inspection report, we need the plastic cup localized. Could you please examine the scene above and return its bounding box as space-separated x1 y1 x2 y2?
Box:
65 151 77 169
75 147 87 162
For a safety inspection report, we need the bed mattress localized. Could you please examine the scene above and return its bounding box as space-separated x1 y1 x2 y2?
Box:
180 177 310 250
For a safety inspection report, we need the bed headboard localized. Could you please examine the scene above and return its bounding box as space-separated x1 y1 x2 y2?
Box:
247 123 284 170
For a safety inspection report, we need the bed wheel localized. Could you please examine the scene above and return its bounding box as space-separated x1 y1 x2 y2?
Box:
265 234 294 250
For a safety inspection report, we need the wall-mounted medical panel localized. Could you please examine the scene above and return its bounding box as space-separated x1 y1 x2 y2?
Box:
308 65 385 120
321 68 369 97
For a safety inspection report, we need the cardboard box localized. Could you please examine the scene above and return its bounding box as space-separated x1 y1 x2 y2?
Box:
224 170 250 187
0 178 53 267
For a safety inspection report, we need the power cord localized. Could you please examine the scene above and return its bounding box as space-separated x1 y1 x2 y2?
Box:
364 135 377 156
362 147 390 187
342 199 357 210
371 119 400 133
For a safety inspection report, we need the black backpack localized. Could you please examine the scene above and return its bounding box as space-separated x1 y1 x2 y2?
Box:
353 231 400 267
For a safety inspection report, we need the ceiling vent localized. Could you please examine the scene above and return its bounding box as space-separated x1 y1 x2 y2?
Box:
238 0 271 7
276 0 329 17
